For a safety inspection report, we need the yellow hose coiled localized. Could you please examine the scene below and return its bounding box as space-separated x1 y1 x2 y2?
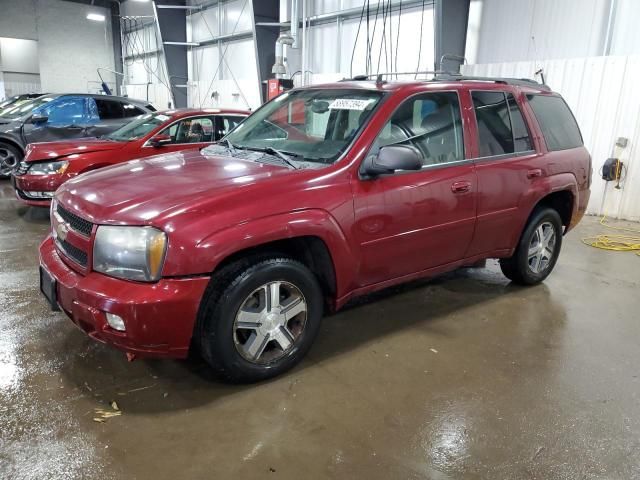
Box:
582 216 640 256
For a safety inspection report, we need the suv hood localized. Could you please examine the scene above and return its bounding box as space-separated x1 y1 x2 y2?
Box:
56 149 291 225
25 138 126 162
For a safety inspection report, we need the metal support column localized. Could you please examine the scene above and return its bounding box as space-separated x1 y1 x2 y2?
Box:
153 0 189 107
109 2 123 95
250 0 280 104
434 0 471 73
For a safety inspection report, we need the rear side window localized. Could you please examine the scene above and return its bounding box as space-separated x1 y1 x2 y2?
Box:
526 94 583 151
95 99 124 120
472 91 533 157
122 103 145 118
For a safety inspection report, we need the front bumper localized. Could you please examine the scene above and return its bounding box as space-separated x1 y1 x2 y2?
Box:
39 235 210 358
13 174 64 207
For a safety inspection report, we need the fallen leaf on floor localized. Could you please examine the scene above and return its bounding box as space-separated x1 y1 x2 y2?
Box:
430 348 438 354
163 392 168 398
93 418 105 423
110 401 119 411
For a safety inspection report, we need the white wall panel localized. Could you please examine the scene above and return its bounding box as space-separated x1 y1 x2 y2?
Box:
463 55 640 221
470 0 608 63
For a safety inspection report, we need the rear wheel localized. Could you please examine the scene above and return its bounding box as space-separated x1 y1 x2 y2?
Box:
0 142 22 179
198 256 323 383
500 207 563 285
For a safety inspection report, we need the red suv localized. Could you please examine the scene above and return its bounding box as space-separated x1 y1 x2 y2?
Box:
38 76 591 382
12 108 248 206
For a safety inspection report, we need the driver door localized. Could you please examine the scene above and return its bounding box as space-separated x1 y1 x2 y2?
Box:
351 91 477 286
22 96 97 144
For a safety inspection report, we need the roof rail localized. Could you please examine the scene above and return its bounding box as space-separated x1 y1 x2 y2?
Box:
434 73 551 91
342 71 550 91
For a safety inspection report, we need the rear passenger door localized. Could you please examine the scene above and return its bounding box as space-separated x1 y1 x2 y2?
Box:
352 91 477 286
466 89 540 256
91 98 147 137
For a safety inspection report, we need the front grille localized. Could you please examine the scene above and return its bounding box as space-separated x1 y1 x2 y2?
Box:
15 162 29 176
57 205 93 237
57 239 88 267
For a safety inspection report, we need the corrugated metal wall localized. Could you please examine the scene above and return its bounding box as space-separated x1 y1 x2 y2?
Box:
463 56 640 222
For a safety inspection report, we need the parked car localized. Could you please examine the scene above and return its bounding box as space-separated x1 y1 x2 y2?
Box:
0 93 45 113
12 108 249 206
0 93 155 178
38 76 591 382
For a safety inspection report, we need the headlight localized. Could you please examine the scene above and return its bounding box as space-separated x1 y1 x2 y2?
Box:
28 160 69 176
93 226 167 282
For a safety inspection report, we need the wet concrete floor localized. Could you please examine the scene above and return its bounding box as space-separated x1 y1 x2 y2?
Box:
1 182 639 479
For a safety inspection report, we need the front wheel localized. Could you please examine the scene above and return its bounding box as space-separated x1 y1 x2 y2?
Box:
0 143 22 179
198 256 324 383
500 207 563 285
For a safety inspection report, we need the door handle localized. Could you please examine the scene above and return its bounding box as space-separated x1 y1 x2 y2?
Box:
451 181 472 194
527 168 543 179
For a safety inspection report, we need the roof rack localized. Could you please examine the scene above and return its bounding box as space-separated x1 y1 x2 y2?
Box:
343 71 550 91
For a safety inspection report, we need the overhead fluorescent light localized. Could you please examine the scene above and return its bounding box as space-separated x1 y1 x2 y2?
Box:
86 13 106 22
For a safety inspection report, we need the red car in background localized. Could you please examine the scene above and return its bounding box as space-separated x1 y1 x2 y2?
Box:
12 108 249 206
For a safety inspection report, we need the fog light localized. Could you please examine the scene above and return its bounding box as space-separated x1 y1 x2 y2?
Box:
105 313 126 331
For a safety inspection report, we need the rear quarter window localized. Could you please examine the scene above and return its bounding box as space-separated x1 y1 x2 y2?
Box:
526 94 583 151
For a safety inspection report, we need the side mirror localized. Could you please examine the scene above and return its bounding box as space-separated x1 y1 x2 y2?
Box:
30 114 48 124
362 144 423 177
149 134 172 147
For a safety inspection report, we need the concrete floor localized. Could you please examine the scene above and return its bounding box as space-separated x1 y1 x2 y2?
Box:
1 182 640 480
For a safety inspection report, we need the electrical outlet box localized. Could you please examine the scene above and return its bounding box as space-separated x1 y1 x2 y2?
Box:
616 137 628 148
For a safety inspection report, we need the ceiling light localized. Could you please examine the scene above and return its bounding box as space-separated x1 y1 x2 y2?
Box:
87 13 106 22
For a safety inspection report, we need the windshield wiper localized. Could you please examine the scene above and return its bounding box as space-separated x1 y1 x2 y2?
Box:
218 138 237 150
247 147 299 169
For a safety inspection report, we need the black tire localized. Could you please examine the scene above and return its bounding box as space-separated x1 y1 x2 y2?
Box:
0 142 22 179
499 207 563 285
197 256 324 383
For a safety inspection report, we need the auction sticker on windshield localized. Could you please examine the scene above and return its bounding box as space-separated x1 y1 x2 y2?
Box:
328 99 375 110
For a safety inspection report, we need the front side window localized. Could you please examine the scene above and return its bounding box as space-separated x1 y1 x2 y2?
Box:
472 90 533 157
34 96 98 126
526 94 583 151
105 113 171 141
223 89 384 164
371 91 465 166
159 117 215 144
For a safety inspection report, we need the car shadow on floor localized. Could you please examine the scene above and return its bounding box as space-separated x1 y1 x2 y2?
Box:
57 266 558 414
16 205 50 224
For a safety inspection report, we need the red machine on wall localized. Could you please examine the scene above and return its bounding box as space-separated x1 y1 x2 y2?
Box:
266 78 294 101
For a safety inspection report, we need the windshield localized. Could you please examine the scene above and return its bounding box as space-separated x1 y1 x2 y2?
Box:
104 112 171 141
221 89 384 164
0 95 57 120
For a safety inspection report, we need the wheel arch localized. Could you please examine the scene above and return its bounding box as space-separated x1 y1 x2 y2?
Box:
0 136 25 156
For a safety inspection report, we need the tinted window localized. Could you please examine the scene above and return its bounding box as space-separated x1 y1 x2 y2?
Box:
95 99 124 120
472 91 514 157
527 94 582 151
105 112 170 141
372 91 464 166
506 94 533 152
122 103 145 118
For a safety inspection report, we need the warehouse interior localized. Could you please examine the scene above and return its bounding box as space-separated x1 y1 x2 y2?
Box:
1 0 640 478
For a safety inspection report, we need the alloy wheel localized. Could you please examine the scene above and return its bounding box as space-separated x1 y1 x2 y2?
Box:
0 147 17 176
233 281 307 364
527 221 556 274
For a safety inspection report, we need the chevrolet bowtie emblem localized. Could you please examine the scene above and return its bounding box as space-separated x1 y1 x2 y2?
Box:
55 221 69 242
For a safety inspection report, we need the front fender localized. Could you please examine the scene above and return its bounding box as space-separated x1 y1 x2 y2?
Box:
162 209 358 298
